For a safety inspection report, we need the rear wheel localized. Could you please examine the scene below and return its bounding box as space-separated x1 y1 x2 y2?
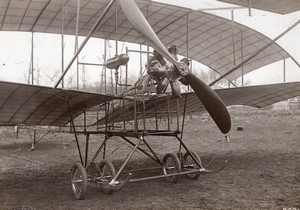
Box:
71 163 88 200
162 153 181 183
98 159 116 194
183 151 202 180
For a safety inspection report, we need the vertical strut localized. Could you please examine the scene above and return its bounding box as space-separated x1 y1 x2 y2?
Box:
167 94 170 131
248 0 252 16
142 98 146 131
104 39 107 94
139 44 142 76
83 110 86 132
176 98 180 131
134 96 137 132
123 97 126 131
115 0 118 55
75 0 80 90
85 134 90 167
231 9 236 67
31 32 34 85
31 129 36 150
283 58 286 82
241 29 244 86
125 47 128 89
103 135 107 159
155 97 158 130
61 0 64 88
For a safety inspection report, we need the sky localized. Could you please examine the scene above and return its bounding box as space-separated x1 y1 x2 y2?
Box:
0 0 299 88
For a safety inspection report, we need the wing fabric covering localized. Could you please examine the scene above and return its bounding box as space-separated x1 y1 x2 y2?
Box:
0 81 116 126
95 82 300 125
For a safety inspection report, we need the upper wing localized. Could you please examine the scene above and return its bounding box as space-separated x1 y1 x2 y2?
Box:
217 0 300 14
95 82 300 125
0 81 117 126
0 0 293 81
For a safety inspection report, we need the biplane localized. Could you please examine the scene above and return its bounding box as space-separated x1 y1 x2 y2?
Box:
1 0 300 200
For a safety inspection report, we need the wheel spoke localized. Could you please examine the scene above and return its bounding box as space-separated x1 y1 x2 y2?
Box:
162 153 181 183
70 163 88 200
74 183 82 194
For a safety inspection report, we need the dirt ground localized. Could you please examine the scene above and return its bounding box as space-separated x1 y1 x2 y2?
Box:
0 107 300 210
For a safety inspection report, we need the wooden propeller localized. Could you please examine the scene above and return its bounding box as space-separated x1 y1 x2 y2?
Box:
120 0 231 134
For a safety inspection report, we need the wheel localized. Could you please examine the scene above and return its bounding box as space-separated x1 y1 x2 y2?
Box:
183 151 202 180
86 161 98 180
70 163 88 200
162 153 181 183
98 159 116 194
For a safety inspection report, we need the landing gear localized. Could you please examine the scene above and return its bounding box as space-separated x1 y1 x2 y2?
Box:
162 153 182 183
67 95 221 200
71 163 88 200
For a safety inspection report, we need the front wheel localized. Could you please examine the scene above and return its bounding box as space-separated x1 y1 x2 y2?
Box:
71 163 88 200
162 153 181 183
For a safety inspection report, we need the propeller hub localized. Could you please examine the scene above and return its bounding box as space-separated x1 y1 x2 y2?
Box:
178 63 189 76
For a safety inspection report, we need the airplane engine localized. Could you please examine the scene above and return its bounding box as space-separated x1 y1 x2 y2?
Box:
156 77 169 93
105 54 129 70
170 79 181 98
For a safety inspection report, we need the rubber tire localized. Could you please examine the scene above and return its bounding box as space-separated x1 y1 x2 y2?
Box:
162 153 182 183
98 159 116 194
71 163 88 200
183 151 202 180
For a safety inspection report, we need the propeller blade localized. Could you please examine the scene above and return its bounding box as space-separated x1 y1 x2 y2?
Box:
120 0 231 134
119 0 180 66
185 72 231 134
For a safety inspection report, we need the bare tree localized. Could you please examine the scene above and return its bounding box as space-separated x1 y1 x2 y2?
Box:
34 62 40 85
81 64 86 91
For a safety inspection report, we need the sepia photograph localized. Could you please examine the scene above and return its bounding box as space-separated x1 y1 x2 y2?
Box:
0 0 299 209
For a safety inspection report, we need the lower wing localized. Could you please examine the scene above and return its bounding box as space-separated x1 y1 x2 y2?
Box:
95 82 300 125
0 81 117 126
